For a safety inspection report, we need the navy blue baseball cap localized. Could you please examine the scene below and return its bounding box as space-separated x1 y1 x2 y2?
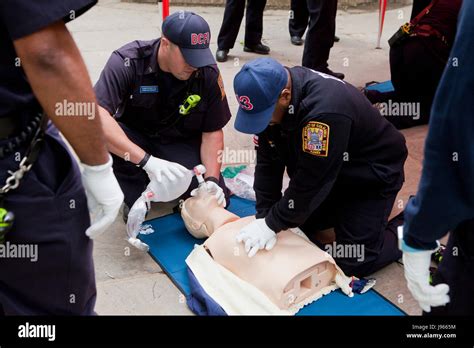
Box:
234 58 288 134
162 11 215 68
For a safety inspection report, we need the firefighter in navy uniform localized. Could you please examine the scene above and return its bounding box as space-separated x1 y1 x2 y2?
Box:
0 0 123 314
233 58 407 277
95 11 232 214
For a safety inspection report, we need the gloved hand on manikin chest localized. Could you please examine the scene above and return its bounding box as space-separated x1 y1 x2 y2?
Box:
236 218 277 257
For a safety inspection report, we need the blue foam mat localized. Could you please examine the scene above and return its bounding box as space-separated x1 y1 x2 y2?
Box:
139 197 405 316
365 80 394 93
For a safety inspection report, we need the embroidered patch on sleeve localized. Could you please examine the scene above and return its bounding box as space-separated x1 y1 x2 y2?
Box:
302 121 330 157
217 73 226 100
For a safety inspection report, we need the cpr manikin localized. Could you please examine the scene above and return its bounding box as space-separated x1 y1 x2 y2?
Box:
182 166 353 312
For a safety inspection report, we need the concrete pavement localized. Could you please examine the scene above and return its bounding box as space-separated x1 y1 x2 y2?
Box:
67 0 427 315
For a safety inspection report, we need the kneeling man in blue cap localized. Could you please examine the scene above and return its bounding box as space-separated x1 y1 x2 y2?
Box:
233 58 408 277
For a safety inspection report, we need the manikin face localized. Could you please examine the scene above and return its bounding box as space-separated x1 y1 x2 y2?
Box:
181 189 239 239
162 38 198 80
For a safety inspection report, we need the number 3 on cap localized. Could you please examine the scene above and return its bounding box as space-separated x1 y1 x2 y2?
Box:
238 95 253 111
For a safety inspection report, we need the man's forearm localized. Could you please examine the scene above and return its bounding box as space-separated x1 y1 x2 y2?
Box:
98 106 146 164
201 129 224 179
14 21 108 166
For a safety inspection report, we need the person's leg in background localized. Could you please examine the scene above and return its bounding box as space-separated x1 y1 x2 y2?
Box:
303 0 344 79
0 129 96 315
289 0 309 45
216 0 246 62
384 37 447 129
153 137 231 208
243 0 270 54
303 0 330 70
334 0 340 43
425 220 474 315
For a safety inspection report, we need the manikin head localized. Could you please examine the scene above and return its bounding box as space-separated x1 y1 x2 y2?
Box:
181 189 239 239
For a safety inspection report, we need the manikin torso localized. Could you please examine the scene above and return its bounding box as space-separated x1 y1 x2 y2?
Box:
181 189 346 310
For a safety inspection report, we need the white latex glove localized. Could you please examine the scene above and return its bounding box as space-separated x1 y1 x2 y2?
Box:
190 180 226 207
81 155 124 238
236 218 277 258
399 227 450 312
335 273 354 297
146 170 193 203
143 156 189 184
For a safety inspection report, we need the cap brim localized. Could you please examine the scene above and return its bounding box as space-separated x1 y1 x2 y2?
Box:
234 103 275 134
180 47 216 68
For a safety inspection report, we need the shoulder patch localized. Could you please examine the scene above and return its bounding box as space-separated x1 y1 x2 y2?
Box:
302 121 330 157
217 73 226 100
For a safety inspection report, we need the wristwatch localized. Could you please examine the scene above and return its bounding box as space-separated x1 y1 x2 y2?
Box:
205 176 220 185
137 152 151 168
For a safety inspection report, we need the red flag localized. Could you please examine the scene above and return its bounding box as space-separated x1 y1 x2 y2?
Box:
376 0 388 48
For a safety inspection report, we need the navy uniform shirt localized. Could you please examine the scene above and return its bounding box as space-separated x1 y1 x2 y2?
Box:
0 0 97 122
94 38 231 143
255 67 408 232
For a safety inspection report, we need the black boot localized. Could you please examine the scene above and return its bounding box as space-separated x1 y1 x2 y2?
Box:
290 36 304 46
216 49 229 62
243 43 270 55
